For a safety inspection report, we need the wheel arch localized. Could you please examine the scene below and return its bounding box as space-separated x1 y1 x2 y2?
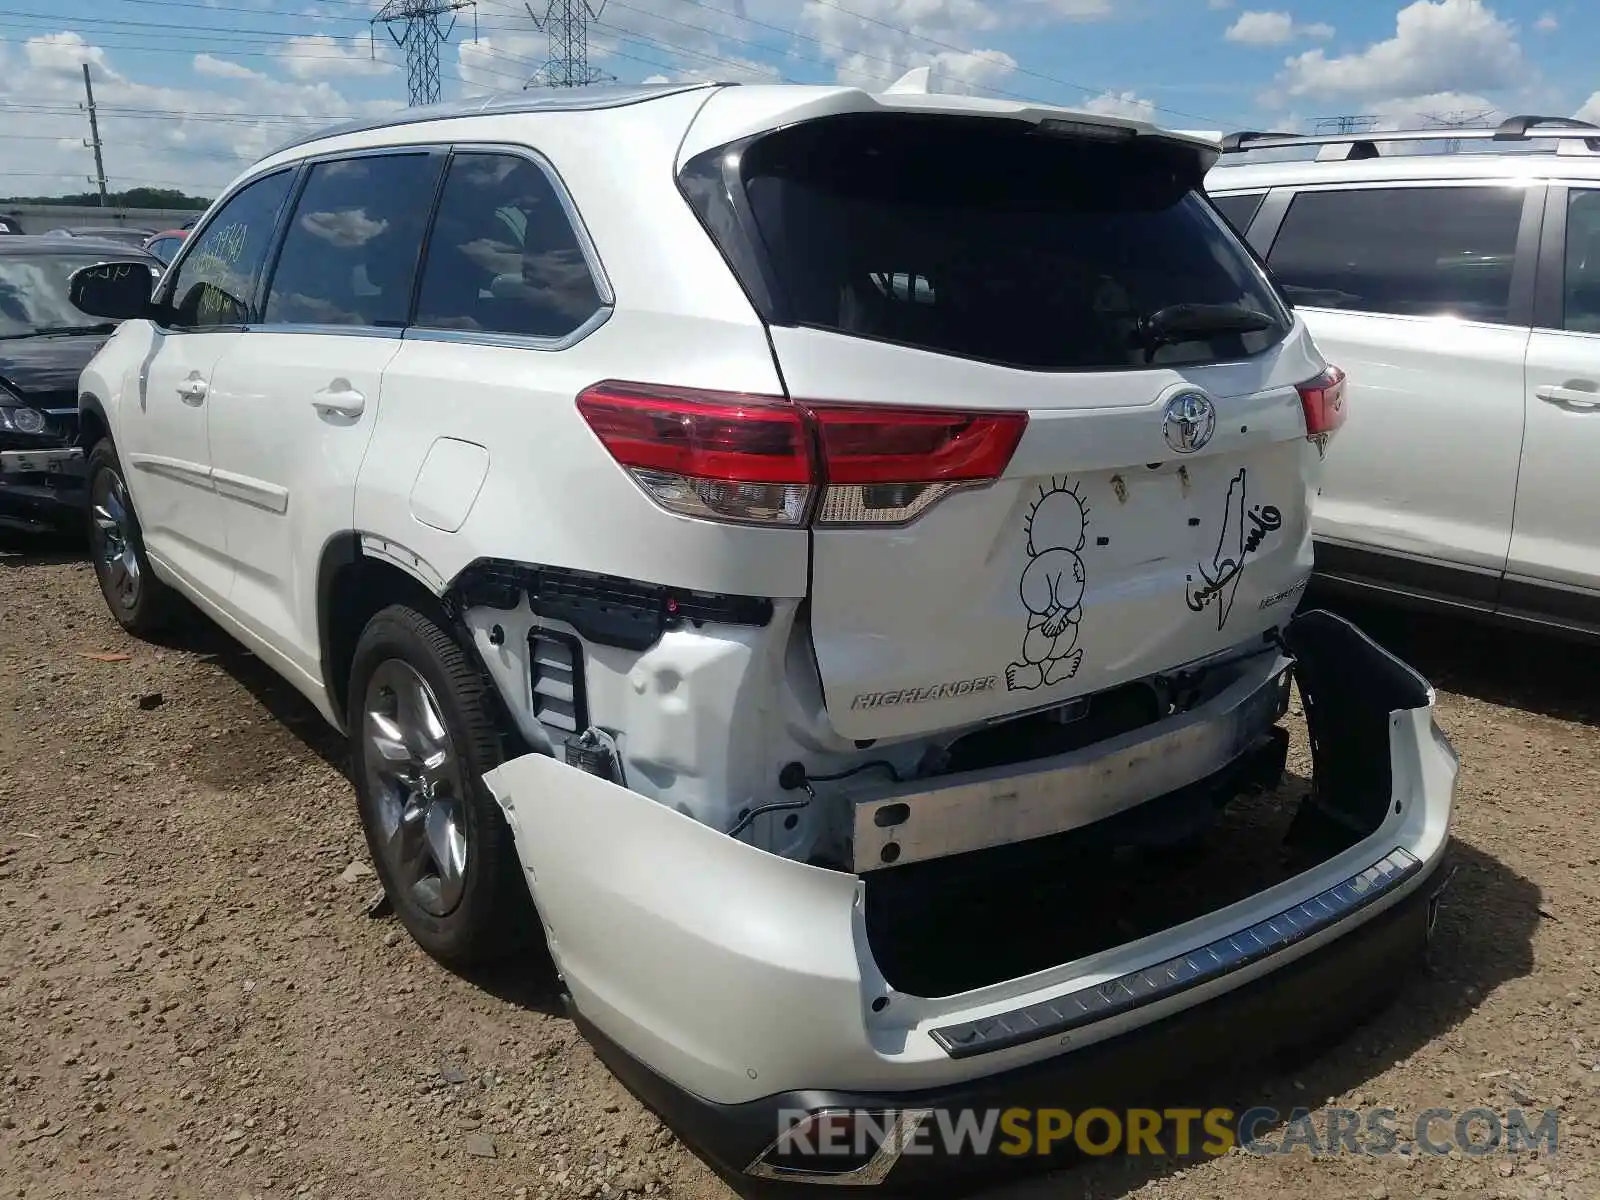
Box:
316 534 528 754
317 533 448 727
78 390 111 452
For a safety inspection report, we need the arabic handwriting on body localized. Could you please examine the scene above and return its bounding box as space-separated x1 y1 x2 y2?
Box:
1185 504 1283 612
1186 559 1238 612
1244 503 1283 554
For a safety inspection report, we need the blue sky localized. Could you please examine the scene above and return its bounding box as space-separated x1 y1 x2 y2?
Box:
0 0 1594 196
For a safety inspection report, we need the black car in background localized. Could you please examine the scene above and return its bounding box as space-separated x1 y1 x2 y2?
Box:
0 216 21 235
0 236 162 535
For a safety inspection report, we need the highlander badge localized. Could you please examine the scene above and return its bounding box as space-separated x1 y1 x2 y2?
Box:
1162 390 1216 455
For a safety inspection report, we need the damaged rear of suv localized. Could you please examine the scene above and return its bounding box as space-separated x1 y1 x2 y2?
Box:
71 78 1456 1190
469 89 1455 1186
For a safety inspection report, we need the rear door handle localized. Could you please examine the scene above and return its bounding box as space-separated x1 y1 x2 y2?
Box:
1536 382 1600 409
176 378 207 403
311 383 365 418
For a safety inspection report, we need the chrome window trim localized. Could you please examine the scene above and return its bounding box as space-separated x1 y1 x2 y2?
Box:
402 305 613 352
234 323 405 340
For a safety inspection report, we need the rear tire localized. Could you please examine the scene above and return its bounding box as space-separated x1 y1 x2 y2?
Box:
347 604 538 968
85 438 178 637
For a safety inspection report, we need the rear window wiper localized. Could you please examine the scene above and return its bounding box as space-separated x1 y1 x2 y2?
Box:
1133 304 1275 363
0 322 118 340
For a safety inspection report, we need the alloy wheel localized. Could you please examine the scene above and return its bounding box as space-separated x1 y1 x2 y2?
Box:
91 468 141 611
363 659 470 917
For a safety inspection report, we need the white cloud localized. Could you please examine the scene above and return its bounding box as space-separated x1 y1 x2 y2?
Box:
193 54 268 84
796 0 1108 92
1272 0 1528 103
277 34 398 81
1535 12 1558 33
1079 89 1158 122
1225 11 1335 46
0 32 396 199
25 31 112 76
1578 93 1600 124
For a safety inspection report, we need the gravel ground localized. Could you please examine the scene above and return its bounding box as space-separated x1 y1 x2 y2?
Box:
1 533 1596 1200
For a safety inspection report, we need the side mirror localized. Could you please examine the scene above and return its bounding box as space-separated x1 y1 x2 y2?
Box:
68 260 157 321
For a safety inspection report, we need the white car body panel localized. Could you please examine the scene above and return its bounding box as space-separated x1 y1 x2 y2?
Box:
1292 308 1529 572
1513 325 1600 589
207 330 399 679
119 325 238 605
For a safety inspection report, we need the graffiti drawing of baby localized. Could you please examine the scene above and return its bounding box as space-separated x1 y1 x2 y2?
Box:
1006 481 1090 692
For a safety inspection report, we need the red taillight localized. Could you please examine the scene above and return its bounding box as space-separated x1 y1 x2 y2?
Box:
1297 365 1347 443
576 381 1027 528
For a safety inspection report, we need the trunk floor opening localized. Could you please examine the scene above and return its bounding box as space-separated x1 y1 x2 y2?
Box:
862 720 1360 998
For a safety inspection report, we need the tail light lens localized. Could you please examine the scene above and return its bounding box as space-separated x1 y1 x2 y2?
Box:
1297 365 1347 447
576 381 1027 528
575 382 815 526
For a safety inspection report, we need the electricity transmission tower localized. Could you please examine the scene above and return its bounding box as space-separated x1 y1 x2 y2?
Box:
1421 108 1497 154
1312 115 1378 135
525 0 613 88
373 0 478 106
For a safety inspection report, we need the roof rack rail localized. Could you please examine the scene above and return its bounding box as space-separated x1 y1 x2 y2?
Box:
1218 130 1299 153
1216 113 1600 161
1493 114 1600 141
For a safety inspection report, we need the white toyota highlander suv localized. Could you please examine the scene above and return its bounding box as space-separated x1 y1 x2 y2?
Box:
68 80 1457 1189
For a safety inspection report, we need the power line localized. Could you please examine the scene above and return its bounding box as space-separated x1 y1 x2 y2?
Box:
372 0 479 105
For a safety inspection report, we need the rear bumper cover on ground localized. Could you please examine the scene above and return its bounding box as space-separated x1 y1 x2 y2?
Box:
483 609 1458 1188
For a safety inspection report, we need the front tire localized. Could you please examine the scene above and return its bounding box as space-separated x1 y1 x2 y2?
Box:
347 604 537 968
85 438 177 637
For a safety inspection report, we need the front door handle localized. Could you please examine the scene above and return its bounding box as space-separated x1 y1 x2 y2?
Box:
311 382 365 418
1536 381 1600 409
176 377 207 403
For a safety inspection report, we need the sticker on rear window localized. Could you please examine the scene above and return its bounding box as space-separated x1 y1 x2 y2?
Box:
1186 467 1282 628
1006 480 1090 692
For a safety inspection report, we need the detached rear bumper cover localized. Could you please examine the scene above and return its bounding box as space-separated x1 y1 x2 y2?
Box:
483 609 1457 1181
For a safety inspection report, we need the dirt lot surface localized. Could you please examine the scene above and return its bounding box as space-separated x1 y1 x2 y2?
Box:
2 533 1597 1200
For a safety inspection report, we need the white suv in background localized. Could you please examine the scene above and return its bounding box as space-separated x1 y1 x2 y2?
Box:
69 81 1456 1190
1207 115 1600 638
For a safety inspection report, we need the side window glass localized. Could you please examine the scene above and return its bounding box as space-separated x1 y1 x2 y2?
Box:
164 170 293 328
414 152 603 340
1564 189 1600 334
1211 192 1264 236
263 153 442 328
1266 186 1526 324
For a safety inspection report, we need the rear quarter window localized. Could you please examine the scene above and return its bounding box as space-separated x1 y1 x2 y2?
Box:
1210 191 1265 235
1264 185 1526 324
680 112 1290 371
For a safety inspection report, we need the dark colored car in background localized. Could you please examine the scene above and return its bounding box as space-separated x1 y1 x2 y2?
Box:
0 216 21 235
0 236 162 535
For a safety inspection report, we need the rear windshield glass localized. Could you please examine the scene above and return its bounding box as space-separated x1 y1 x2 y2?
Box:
697 113 1289 371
